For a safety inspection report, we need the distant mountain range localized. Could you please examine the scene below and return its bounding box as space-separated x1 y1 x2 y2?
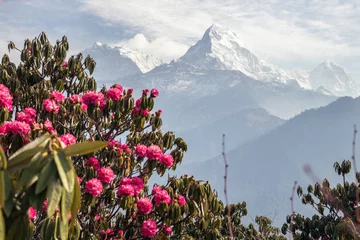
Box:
177 96 360 226
82 23 360 227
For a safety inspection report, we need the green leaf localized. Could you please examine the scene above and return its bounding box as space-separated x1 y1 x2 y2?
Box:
16 150 46 193
63 141 107 157
0 146 7 170
70 174 81 224
7 147 46 172
54 151 71 192
0 171 4 208
61 187 73 223
0 209 5 240
46 179 63 217
8 133 50 163
35 161 56 194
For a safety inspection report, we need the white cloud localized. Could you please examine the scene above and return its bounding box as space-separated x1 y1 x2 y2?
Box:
113 34 189 62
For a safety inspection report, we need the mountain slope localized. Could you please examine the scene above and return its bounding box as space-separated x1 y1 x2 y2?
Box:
309 61 360 97
178 96 360 226
82 42 162 83
178 108 285 162
179 24 311 89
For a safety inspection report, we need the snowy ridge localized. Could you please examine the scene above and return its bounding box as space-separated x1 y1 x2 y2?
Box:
309 61 360 97
82 42 162 82
180 24 311 89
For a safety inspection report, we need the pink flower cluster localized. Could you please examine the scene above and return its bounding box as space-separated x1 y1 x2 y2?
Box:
16 107 36 124
84 178 103 196
0 121 31 136
43 91 65 114
141 219 157 238
60 133 76 146
137 197 153 215
154 189 171 205
162 225 172 235
67 94 88 111
117 177 144 197
82 91 106 110
97 166 114 183
44 120 56 134
28 207 37 220
135 144 174 168
85 157 101 171
106 87 122 101
0 84 13 112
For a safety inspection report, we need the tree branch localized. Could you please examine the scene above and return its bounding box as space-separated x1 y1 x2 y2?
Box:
222 133 233 238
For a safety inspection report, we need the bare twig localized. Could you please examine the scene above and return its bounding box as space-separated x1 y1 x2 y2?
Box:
222 134 233 238
289 181 297 240
351 125 360 223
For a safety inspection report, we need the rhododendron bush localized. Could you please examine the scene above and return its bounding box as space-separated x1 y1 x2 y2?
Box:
0 32 268 240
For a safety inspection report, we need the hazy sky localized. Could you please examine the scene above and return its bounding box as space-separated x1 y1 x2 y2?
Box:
1 0 360 79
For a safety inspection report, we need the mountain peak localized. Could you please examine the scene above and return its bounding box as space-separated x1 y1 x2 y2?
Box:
82 43 162 82
179 24 310 88
309 61 359 97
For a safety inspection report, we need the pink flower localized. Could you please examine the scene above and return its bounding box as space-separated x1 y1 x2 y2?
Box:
1 121 31 136
135 98 141 107
43 99 60 113
117 184 135 197
141 109 150 117
127 88 133 95
85 157 100 171
62 61 68 68
137 197 153 215
44 120 56 133
77 177 82 183
97 167 114 184
81 103 88 111
0 84 13 112
82 91 105 109
42 199 48 211
118 230 124 238
178 195 186 207
146 145 163 160
141 219 157 238
159 154 174 168
17 107 37 124
152 185 162 195
28 207 37 220
95 215 101 221
60 133 76 146
68 94 82 103
132 106 141 116
135 145 147 157
120 177 131 185
85 178 103 196
114 84 123 92
155 109 162 117
131 177 144 195
162 225 172 235
142 89 149 96
24 107 36 117
150 88 159 98
106 88 122 101
154 190 171 205
50 91 65 103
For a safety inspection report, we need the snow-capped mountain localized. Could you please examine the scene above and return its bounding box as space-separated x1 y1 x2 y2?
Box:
179 24 311 89
82 42 162 83
309 61 360 97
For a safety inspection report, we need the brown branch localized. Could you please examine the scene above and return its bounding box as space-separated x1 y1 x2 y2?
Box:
222 133 233 238
351 125 360 223
289 181 297 240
